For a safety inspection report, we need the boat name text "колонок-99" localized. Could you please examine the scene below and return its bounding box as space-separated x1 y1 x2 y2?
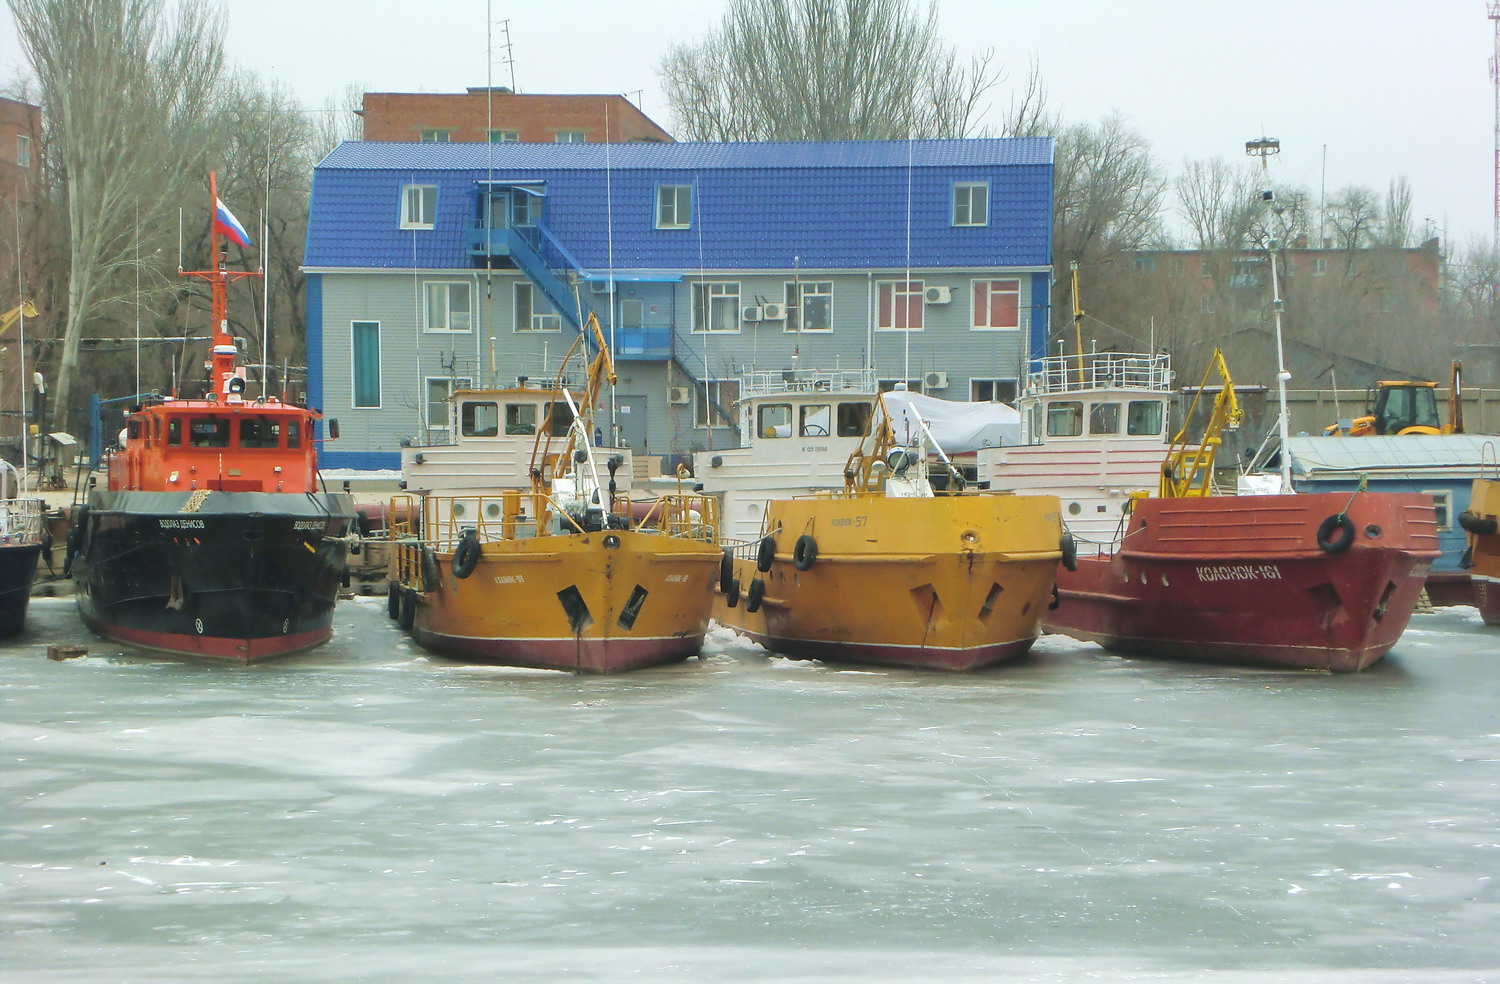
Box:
1195 564 1282 582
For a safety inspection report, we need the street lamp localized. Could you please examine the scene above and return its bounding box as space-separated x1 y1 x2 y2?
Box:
1245 136 1280 170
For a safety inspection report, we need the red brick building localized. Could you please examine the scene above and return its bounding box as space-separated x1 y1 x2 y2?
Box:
0 97 43 454
358 89 673 144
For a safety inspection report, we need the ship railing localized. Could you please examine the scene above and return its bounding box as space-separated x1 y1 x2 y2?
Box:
1026 353 1172 396
740 367 877 399
0 496 46 544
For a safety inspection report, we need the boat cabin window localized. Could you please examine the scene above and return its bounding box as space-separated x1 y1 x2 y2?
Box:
505 403 538 435
1127 400 1164 436
287 420 301 448
1089 402 1121 435
127 419 141 440
837 402 872 437
168 418 182 446
189 416 230 448
758 403 792 439
800 404 831 437
239 416 280 449
152 416 161 442
461 401 500 437
543 401 574 437
1046 401 1083 437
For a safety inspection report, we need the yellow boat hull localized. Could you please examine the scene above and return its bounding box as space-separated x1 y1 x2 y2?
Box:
716 494 1062 671
398 529 721 674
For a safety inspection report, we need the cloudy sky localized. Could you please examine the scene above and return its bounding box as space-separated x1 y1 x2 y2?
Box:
3 0 1493 249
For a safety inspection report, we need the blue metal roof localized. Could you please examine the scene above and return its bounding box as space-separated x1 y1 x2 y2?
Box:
306 138 1053 271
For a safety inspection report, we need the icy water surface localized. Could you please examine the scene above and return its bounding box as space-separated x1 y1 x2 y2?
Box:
2 597 1498 983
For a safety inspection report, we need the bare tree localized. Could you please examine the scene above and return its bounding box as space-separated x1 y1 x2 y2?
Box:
10 0 227 429
659 0 1001 141
1381 175 1413 248
1051 114 1166 266
1325 185 1381 251
1175 158 1262 250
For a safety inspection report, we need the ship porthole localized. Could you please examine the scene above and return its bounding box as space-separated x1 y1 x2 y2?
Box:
453 502 467 517
485 503 502 519
1067 502 1082 516
194 618 204 635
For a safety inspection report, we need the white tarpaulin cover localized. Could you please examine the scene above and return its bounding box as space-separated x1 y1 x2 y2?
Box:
882 391 1021 453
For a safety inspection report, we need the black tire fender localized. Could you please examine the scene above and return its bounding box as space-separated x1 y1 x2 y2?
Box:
792 534 818 571
1060 531 1078 572
746 576 765 613
1316 513 1356 554
756 535 777 572
421 544 442 590
725 576 741 609
64 503 89 576
1458 510 1497 536
355 509 372 537
719 548 735 594
451 530 482 579
397 586 417 631
387 580 401 619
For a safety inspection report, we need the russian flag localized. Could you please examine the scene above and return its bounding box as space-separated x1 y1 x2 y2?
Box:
214 197 251 249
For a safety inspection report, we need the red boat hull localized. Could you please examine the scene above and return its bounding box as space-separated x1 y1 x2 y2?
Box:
1045 492 1440 672
1476 577 1500 626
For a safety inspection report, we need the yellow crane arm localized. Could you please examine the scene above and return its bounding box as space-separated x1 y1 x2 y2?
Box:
1159 348 1243 498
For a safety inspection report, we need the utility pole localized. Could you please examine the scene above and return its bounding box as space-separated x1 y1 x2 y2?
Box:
1490 3 1500 249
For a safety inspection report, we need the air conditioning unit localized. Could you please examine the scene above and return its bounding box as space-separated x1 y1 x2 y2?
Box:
760 301 787 320
741 305 763 322
589 279 614 295
923 370 949 390
669 386 691 405
925 285 952 304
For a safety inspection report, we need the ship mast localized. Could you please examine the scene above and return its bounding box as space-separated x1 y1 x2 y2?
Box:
179 171 261 400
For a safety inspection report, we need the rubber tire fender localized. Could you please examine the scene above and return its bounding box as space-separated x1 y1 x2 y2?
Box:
756 535 777 572
421 545 442 590
792 534 818 571
397 586 417 632
719 548 735 594
1060 531 1078 572
1458 510 1497 536
355 509 372 537
725 576 741 609
746 576 765 613
1316 513 1356 554
64 503 89 576
451 530 482 579
387 580 401 619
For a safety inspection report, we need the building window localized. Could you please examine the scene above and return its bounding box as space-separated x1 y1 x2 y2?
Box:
419 129 452 142
1134 255 1157 273
425 377 472 444
692 282 740 333
351 321 380 408
1313 257 1328 277
621 297 644 328
657 185 692 229
554 129 585 143
785 281 833 332
877 280 924 331
487 129 519 143
1127 400 1164 436
401 184 437 230
970 379 1018 404
1200 259 1212 278
1046 401 1083 437
1170 257 1185 277
952 181 989 226
424 282 471 332
1200 295 1217 315
16 134 30 168
514 282 561 332
693 380 739 429
1424 490 1452 530
511 192 536 227
971 279 1020 330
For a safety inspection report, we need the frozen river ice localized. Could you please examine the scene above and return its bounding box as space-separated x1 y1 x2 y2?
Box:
2 597 1498 982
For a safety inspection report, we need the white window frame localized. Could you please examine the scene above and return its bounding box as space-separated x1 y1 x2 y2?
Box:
693 380 739 429
656 185 692 230
952 181 989 227
400 184 437 230
514 282 562 333
425 376 473 445
419 129 452 143
1423 489 1452 531
971 278 1021 331
350 320 382 409
16 134 30 168
785 280 833 332
423 281 472 333
691 281 741 334
554 129 585 143
876 280 924 332
970 378 1018 404
1313 257 1328 277
488 129 519 143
